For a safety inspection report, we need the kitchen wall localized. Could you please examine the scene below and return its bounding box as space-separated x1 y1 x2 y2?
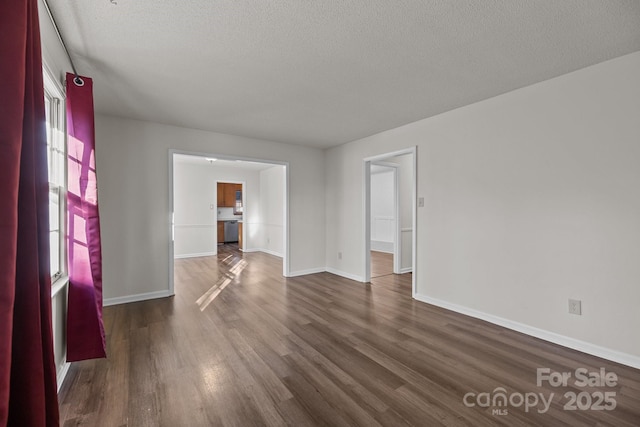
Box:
325 52 640 366
258 165 285 256
96 115 325 304
173 161 261 257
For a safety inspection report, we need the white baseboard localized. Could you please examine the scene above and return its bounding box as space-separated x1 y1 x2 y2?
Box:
241 248 260 253
399 267 413 274
57 360 70 393
286 267 326 277
259 248 283 258
104 290 174 307
414 293 640 370
174 251 216 259
325 267 366 283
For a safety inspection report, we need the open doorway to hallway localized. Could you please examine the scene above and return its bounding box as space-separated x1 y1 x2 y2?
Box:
369 162 398 278
169 151 289 296
364 148 417 296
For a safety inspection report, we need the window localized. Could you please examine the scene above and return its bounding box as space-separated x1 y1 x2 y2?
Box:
44 68 66 282
234 189 243 214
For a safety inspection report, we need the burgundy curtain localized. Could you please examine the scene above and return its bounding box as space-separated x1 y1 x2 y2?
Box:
66 73 106 362
0 0 61 425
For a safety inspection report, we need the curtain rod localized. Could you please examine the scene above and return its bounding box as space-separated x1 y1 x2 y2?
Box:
41 0 84 85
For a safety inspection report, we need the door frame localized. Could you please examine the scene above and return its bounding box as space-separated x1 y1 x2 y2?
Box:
169 150 290 296
363 147 417 297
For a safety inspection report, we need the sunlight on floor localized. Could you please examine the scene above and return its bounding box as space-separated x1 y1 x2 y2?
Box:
196 256 248 311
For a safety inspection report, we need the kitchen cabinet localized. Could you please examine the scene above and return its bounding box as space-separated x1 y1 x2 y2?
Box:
216 183 225 207
217 183 242 208
217 183 227 206
217 221 224 243
225 184 239 208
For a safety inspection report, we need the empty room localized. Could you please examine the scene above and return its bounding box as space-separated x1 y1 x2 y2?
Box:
2 0 640 426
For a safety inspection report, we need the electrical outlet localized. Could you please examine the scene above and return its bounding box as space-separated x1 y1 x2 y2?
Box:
568 299 582 315
418 197 425 207
338 252 342 260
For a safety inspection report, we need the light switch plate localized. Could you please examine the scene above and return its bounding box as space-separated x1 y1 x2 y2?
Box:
568 299 582 315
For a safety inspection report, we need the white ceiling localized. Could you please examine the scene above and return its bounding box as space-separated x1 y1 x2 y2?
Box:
50 0 640 149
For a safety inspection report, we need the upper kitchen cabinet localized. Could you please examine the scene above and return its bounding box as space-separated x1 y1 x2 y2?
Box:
217 182 243 212
217 182 227 206
225 184 239 208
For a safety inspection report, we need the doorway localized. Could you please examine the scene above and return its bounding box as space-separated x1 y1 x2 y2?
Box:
369 162 398 277
215 180 244 249
363 147 417 296
169 150 289 296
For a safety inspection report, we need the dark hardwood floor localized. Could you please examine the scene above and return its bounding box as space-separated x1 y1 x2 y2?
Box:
58 245 640 426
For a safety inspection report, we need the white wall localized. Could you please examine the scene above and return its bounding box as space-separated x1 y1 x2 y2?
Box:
325 52 640 365
258 166 285 256
173 162 261 257
96 115 325 303
370 166 395 252
39 0 72 85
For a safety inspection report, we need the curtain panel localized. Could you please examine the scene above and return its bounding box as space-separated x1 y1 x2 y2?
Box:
66 73 106 362
0 0 61 425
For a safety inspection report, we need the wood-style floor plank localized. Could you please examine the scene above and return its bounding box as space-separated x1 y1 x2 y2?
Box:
59 244 640 426
371 251 393 278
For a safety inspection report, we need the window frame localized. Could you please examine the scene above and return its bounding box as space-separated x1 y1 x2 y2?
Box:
43 65 67 286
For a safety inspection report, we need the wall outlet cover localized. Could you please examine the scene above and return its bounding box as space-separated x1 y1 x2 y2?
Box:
568 299 582 315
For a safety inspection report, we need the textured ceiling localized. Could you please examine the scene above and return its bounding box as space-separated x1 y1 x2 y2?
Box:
50 0 640 148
